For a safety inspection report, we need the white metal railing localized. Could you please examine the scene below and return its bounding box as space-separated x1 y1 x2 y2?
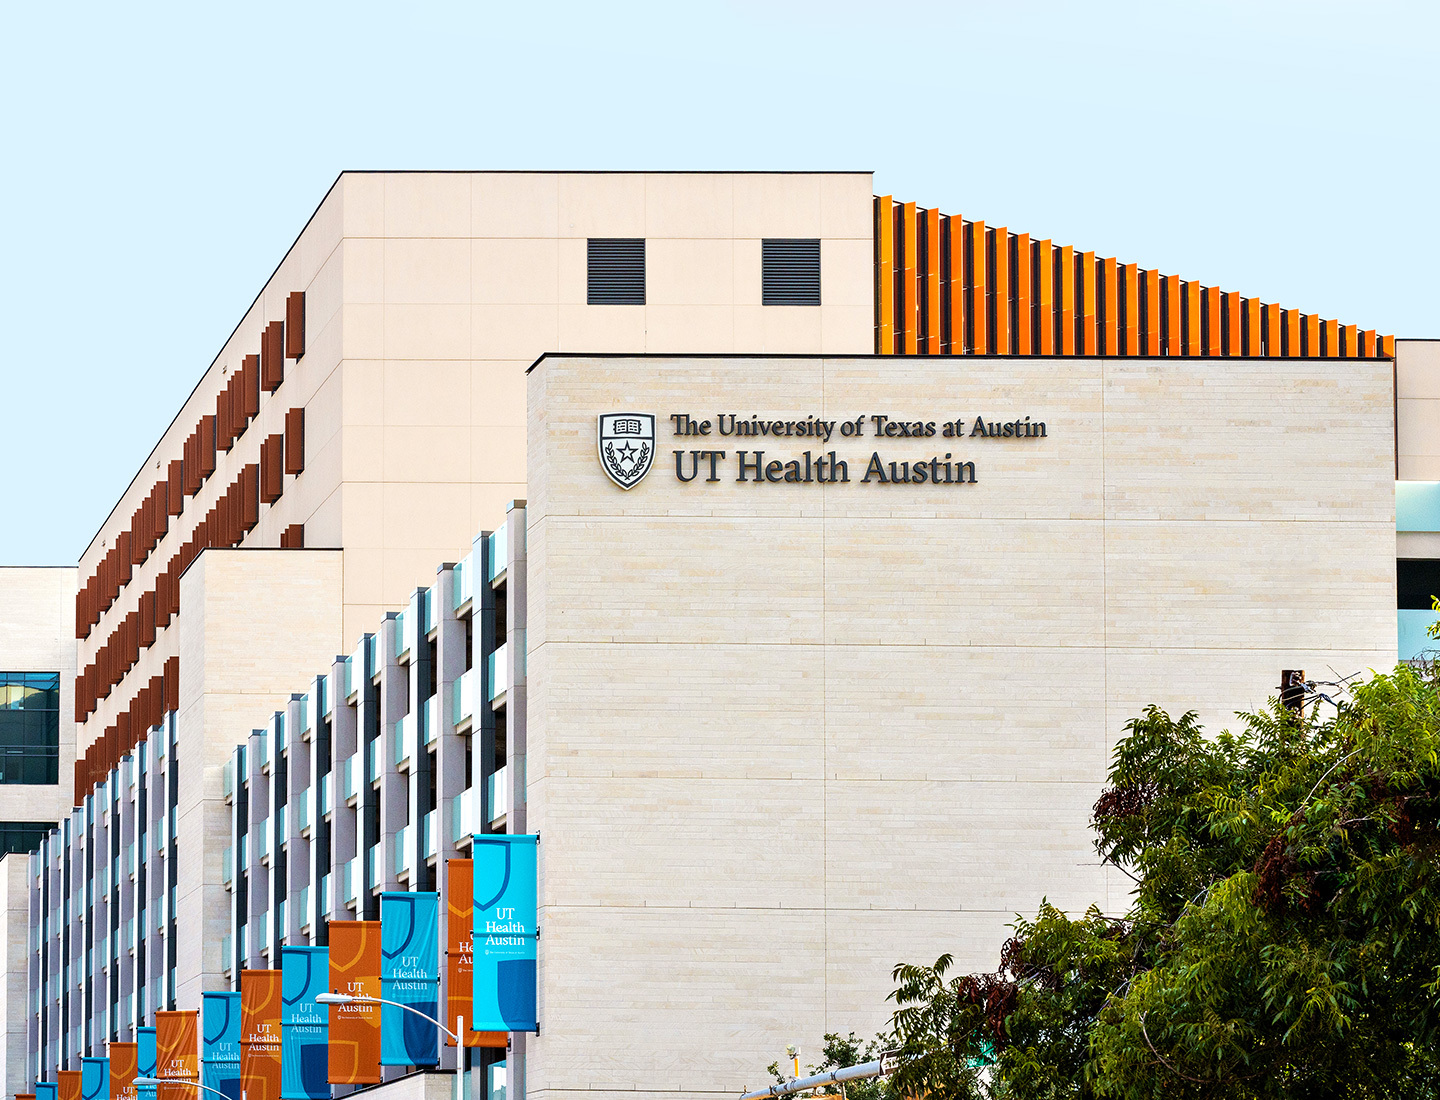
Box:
452 787 474 842
424 693 439 746
395 827 411 875
489 643 509 701
454 668 474 725
488 765 510 824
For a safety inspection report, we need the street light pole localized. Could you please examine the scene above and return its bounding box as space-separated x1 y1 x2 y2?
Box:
315 993 467 1100
133 1078 233 1100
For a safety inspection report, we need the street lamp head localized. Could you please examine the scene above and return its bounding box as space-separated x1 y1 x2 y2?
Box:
133 1080 160 1088
315 992 354 1005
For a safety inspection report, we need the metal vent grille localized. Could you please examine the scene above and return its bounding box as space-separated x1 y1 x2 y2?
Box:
762 239 821 306
587 238 646 305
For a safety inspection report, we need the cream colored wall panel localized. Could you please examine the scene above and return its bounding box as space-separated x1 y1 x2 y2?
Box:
536 516 825 645
342 424 385 483
733 304 822 353
824 910 1014 1041
556 173 645 237
472 172 560 238
304 357 344 455
644 305 735 353
732 174 823 238
381 173 471 238
1104 520 1396 650
1103 356 1394 521
529 906 827 1093
305 484 342 547
379 360 473 425
532 774 824 909
823 517 1103 647
1397 340 1440 400
303 236 346 343
643 173 736 238
381 483 476 550
821 237 877 307
341 173 385 237
342 303 384 360
382 547 463 605
1398 456 1440 481
343 606 386 653
383 426 470 482
469 484 528 541
1398 398 1440 459
732 237 763 306
472 305 561 360
297 184 345 288
340 482 384 549
820 304 875 353
470 425 527 483
1103 648 1398 755
823 644 1108 783
556 304 646 354
555 237 587 306
383 237 471 304
526 643 825 781
469 361 530 427
342 237 386 304
381 304 470 360
472 238 560 305
826 779 1107 914
646 238 736 306
342 547 384 608
1398 532 1440 559
819 172 878 239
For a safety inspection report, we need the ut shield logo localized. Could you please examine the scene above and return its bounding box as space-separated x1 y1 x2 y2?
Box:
597 413 655 490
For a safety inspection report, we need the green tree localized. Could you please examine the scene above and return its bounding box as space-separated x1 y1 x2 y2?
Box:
882 666 1440 1099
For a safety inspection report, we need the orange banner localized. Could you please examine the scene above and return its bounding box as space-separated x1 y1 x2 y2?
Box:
327 922 381 1083
240 970 282 1100
156 1011 199 1100
446 858 507 1049
57 1072 81 1100
109 1042 138 1100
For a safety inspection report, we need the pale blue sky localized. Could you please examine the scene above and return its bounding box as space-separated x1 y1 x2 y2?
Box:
2 0 1434 564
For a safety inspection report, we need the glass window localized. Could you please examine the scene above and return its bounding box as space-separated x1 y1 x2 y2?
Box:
0 671 60 784
0 821 55 857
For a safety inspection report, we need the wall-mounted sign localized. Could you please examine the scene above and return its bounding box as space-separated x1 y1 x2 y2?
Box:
598 414 656 489
603 411 1049 488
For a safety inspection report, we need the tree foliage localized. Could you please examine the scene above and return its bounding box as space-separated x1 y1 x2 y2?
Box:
880 666 1440 1098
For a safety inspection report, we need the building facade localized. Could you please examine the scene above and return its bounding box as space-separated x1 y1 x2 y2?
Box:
0 170 1427 1100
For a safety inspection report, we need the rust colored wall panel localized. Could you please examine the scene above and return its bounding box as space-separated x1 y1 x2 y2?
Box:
285 291 306 358
874 197 894 354
900 201 918 355
285 407 305 475
1035 239 1053 355
241 354 260 419
165 656 179 713
991 227 1010 355
280 523 305 550
167 459 184 514
261 321 285 391
922 208 941 355
1058 245 1074 355
261 434 283 504
1204 286 1222 355
1079 252 1097 355
199 415 216 479
1014 233 1032 355
242 464 260 531
139 591 155 648
1099 256 1116 355
1243 298 1260 355
943 214 964 355
971 220 988 355
1123 262 1138 356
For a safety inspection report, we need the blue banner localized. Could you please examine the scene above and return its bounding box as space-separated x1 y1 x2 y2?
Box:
80 1058 109 1100
202 991 242 1100
380 891 440 1066
472 834 538 1032
137 1027 156 1100
37 1083 57 1100
280 947 330 1098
